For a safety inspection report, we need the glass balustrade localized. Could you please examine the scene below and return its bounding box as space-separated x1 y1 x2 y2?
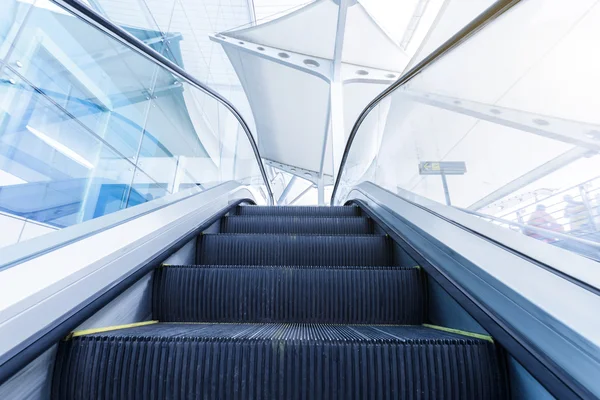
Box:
335 0 600 261
0 0 268 247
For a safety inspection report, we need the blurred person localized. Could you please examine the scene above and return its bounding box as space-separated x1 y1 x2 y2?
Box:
524 204 563 243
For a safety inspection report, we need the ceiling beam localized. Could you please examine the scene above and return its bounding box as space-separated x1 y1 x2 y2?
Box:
210 34 331 82
247 0 257 26
468 147 593 212
325 0 350 181
400 0 432 49
404 89 600 152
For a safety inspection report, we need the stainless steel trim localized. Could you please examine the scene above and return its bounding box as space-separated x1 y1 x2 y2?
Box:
50 0 274 205
346 182 600 399
0 183 256 372
0 182 247 272
331 0 522 204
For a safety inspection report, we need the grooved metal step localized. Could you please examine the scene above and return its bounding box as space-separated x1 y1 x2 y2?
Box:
50 204 510 400
196 234 394 266
220 216 374 234
53 323 508 400
153 265 424 324
235 205 361 217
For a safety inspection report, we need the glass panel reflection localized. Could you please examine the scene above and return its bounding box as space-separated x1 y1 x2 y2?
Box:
0 0 267 247
5 2 160 159
0 0 32 60
336 0 600 262
0 67 135 228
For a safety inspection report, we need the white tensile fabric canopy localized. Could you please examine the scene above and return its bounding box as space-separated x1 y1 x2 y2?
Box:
213 0 410 182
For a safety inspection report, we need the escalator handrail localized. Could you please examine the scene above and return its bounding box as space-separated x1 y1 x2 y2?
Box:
52 0 274 205
330 0 521 205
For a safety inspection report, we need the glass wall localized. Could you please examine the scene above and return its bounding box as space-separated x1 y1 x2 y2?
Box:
83 0 319 203
335 0 600 261
0 0 267 248
82 0 258 134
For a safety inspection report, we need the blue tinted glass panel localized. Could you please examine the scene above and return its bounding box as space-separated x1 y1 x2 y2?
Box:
4 3 160 159
0 67 135 228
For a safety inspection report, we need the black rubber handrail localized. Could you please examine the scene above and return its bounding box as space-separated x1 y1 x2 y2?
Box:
51 0 274 205
331 0 522 205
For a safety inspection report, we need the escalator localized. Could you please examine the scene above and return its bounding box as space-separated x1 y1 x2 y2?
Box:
0 0 598 397
51 205 508 399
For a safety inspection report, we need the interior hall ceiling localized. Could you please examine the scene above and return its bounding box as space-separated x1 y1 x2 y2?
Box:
213 0 412 180
86 0 444 183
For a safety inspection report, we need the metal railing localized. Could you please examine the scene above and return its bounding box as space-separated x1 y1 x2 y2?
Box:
460 208 600 261
493 175 600 239
53 0 274 205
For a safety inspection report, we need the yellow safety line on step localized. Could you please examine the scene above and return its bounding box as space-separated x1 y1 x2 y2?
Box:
68 320 159 339
423 324 494 342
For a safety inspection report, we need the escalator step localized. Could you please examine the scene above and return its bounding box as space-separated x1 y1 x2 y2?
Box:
196 234 394 266
220 216 374 234
153 266 424 324
53 323 508 400
235 205 361 217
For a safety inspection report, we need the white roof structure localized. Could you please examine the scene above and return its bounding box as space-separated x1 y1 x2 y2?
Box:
360 0 600 213
212 0 410 187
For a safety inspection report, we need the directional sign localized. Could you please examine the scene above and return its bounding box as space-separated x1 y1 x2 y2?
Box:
418 161 466 205
419 161 466 175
